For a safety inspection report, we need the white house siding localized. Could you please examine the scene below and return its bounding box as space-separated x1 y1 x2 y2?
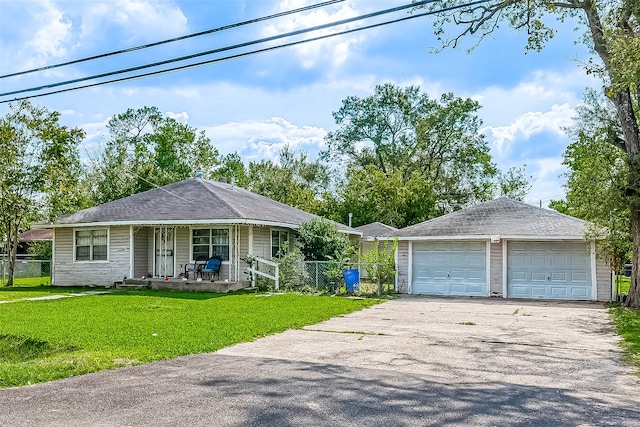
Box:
396 241 410 293
53 226 130 286
175 226 191 278
596 258 611 301
133 227 149 278
490 242 503 297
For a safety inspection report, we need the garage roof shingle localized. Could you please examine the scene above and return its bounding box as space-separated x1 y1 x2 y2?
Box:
392 197 591 238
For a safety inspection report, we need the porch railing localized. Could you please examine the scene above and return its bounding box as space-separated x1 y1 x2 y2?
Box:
247 256 279 290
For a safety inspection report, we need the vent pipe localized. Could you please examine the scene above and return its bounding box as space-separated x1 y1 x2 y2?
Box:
348 213 353 228
195 172 203 179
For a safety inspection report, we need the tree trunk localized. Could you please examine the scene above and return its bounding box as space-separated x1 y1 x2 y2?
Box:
628 206 640 308
5 220 18 288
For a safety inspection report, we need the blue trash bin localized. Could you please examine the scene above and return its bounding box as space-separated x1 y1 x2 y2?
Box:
343 269 360 292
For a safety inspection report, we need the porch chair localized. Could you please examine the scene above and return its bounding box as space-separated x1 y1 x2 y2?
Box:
185 255 208 280
201 256 222 281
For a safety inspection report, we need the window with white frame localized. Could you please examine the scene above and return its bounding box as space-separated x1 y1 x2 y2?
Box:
271 230 290 258
192 228 229 261
74 229 108 261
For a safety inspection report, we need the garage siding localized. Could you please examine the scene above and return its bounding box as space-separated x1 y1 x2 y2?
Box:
596 258 611 301
396 241 409 293
489 242 503 297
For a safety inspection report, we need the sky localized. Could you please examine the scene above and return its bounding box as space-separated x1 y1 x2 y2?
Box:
0 0 602 206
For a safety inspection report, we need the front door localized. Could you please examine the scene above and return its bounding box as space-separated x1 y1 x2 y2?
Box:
154 227 175 278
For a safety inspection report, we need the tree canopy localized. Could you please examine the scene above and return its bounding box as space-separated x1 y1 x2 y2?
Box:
0 101 85 286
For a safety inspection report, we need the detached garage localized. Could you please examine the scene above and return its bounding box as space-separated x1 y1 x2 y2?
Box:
391 197 611 301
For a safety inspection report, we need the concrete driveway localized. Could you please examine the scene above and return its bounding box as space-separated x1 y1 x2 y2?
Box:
0 296 639 426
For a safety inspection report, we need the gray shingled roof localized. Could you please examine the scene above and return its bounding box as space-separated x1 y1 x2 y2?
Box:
48 178 356 233
355 222 398 240
392 197 592 238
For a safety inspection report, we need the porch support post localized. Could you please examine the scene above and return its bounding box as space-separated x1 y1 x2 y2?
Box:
129 225 134 280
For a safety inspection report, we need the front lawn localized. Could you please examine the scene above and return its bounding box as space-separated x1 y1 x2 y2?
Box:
0 291 379 388
610 306 640 373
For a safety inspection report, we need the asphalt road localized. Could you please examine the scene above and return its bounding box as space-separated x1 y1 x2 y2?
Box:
1 296 638 426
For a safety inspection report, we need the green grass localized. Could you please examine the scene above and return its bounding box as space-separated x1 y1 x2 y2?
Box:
610 306 640 373
615 276 631 294
0 290 380 388
0 276 51 287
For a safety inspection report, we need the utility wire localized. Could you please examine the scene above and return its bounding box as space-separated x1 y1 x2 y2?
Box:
1 0 436 98
0 0 346 79
0 0 490 103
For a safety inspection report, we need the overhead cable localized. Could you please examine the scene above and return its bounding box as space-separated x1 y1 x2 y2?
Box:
0 0 346 79
0 0 491 103
1 0 437 98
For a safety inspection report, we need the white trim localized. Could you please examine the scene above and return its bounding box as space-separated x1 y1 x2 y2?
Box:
51 230 56 286
248 225 253 256
485 240 491 297
129 225 134 280
590 240 597 301
392 235 586 241
611 270 617 301
73 227 109 263
270 228 290 259
407 241 413 294
189 226 231 263
502 239 508 298
394 241 398 291
228 225 234 280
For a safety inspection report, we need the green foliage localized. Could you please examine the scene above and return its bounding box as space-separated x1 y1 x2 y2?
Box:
26 241 52 260
86 106 220 204
296 218 354 262
360 239 398 296
550 89 631 271
0 101 85 287
247 146 329 214
322 84 514 227
273 242 306 292
0 292 379 387
498 166 531 201
360 239 398 287
211 152 249 187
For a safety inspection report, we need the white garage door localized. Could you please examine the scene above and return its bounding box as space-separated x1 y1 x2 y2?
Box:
412 241 487 296
507 242 592 300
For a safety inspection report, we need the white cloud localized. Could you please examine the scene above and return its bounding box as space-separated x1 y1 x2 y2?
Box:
19 0 73 69
263 0 364 68
523 157 567 205
482 103 576 156
165 111 189 123
80 0 188 44
202 116 327 161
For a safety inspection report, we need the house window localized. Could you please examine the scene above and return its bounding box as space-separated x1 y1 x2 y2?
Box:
74 229 108 261
271 230 290 258
192 228 229 261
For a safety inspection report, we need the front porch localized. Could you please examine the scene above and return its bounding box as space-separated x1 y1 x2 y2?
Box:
120 277 252 293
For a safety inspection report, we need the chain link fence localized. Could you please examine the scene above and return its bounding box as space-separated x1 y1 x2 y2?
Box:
0 256 51 286
298 261 360 292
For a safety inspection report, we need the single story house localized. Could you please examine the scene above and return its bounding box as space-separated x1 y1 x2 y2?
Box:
36 177 359 286
389 197 611 301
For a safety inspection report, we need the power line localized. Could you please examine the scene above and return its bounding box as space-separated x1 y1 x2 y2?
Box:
0 0 490 103
0 0 346 79
1 0 437 98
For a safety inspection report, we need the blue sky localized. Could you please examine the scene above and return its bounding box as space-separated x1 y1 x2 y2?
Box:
0 0 601 205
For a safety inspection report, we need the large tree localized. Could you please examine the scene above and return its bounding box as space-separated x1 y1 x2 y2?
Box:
0 101 85 286
247 146 330 214
551 89 630 272
415 0 640 307
322 84 527 226
86 106 219 204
